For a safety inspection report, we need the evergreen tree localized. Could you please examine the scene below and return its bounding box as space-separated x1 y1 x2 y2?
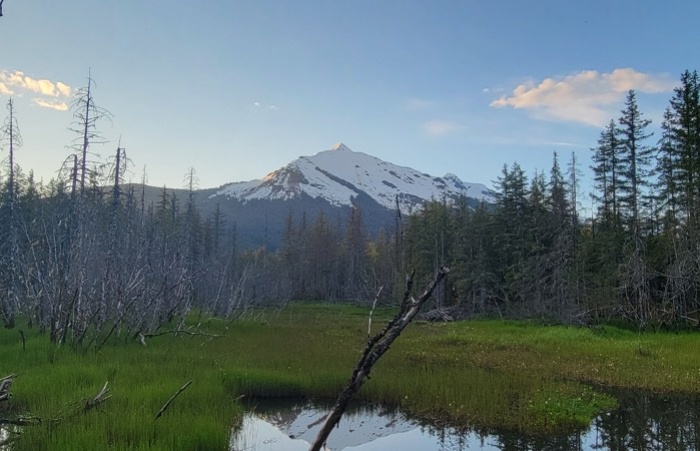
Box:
591 120 622 227
657 70 700 221
617 90 654 241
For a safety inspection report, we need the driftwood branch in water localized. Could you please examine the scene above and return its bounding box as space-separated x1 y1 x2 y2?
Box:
309 266 449 451
155 380 192 419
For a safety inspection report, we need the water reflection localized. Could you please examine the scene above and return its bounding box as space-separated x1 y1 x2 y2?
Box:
230 391 700 451
0 424 14 450
589 391 700 451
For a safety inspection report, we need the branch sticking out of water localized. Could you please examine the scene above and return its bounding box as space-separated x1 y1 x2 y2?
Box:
309 267 449 451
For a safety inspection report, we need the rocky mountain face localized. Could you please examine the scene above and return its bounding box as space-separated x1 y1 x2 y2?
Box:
151 143 494 249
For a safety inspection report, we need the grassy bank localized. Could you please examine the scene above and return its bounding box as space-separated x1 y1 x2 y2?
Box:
2 303 700 449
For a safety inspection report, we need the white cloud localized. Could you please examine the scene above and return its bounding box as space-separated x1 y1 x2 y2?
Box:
0 70 73 97
0 69 73 111
423 119 462 136
269 105 279 111
56 82 71 97
253 101 261 107
33 98 69 111
490 68 675 126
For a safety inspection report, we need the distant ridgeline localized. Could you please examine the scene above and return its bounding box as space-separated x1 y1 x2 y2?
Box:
132 143 494 250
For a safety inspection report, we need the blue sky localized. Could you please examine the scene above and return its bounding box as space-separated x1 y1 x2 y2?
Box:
0 0 698 210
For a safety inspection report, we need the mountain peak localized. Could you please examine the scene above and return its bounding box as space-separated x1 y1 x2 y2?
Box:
331 142 352 152
215 144 494 213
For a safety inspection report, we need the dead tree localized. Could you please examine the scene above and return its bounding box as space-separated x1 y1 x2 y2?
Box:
309 266 449 451
68 70 112 195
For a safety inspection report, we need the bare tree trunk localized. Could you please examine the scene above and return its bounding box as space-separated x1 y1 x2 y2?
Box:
309 266 449 451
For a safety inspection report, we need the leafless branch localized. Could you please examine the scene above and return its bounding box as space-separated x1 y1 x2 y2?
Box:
155 380 192 420
309 266 449 451
84 381 111 411
0 374 14 402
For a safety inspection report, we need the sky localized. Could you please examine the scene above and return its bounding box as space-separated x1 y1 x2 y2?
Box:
0 0 698 212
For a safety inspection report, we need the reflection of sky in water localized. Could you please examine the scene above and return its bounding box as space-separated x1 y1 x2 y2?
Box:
230 393 700 451
229 401 606 451
229 409 616 451
1 426 11 450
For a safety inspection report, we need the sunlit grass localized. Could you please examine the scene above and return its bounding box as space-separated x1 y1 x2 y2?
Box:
3 305 700 448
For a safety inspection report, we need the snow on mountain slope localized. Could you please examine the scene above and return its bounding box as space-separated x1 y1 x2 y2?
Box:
214 143 494 212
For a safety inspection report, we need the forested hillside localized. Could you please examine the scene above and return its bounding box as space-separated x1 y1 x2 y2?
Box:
0 71 699 343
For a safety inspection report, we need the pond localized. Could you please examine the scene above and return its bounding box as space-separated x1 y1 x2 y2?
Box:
230 391 700 450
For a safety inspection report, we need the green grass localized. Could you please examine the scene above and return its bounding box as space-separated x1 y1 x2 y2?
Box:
3 304 700 449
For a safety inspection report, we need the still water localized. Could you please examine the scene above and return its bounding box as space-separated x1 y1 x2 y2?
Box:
230 391 700 450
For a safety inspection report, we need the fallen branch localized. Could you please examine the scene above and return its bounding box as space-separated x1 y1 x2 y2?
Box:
49 382 112 424
139 329 222 346
309 267 449 451
0 374 15 402
85 381 111 412
0 415 41 426
155 380 192 420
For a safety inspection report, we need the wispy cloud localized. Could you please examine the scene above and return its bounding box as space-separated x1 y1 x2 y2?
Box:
490 68 675 126
253 101 280 111
540 140 583 148
0 70 73 111
33 98 69 111
423 119 462 136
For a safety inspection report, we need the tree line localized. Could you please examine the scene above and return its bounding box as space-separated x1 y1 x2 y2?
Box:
403 70 700 328
1 70 699 342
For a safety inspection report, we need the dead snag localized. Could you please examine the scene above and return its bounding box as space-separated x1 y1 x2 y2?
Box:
309 267 449 451
155 380 192 420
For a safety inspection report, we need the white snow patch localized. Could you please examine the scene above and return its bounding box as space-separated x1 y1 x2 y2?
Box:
213 144 494 212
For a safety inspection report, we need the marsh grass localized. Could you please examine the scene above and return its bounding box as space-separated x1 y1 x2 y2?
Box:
2 305 700 449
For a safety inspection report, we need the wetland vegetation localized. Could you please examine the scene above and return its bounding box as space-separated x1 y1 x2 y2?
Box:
3 303 700 449
2 71 700 449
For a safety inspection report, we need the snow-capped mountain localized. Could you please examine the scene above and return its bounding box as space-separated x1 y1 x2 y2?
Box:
213 143 493 214
230 399 418 450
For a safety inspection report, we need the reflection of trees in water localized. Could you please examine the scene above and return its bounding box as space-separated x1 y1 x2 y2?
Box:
591 391 700 451
239 392 700 451
413 390 700 451
489 432 585 451
411 414 588 451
